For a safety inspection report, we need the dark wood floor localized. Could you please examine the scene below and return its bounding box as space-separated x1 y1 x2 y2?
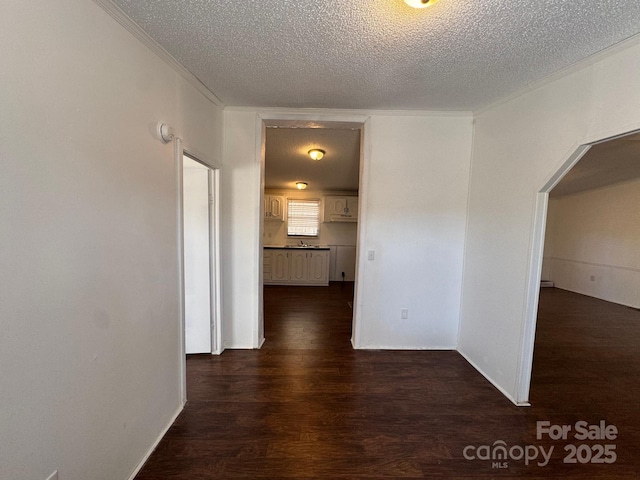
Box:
135 285 640 479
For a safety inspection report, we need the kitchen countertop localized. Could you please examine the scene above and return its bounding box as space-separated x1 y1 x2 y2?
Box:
264 245 330 250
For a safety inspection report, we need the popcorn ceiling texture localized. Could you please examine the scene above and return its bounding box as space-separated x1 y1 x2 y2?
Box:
111 0 640 110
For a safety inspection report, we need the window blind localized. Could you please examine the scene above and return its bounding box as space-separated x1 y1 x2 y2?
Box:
287 199 320 237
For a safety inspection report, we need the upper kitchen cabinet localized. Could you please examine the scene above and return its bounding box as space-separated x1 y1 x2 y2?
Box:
264 194 285 221
324 195 358 222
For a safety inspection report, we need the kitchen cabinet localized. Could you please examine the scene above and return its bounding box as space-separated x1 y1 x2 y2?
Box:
263 247 329 285
308 250 329 282
324 195 358 222
264 195 285 221
263 250 290 282
289 250 309 282
263 250 272 281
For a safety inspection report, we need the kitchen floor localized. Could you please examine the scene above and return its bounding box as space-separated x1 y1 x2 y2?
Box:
262 282 355 350
135 286 640 479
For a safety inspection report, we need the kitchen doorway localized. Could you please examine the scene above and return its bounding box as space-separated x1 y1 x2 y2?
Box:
259 118 367 348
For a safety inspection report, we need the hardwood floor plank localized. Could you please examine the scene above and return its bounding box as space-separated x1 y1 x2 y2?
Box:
135 286 640 479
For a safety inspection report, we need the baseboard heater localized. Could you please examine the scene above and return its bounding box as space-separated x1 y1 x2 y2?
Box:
540 280 555 288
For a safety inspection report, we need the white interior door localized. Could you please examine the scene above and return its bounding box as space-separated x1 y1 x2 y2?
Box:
183 155 212 354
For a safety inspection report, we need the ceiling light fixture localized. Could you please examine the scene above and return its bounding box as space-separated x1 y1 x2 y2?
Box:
296 182 308 190
308 149 325 161
404 0 439 8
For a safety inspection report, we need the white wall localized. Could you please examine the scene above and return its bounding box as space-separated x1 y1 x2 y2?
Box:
355 114 473 349
458 37 640 404
0 1 222 479
543 180 640 308
220 110 263 348
222 109 473 350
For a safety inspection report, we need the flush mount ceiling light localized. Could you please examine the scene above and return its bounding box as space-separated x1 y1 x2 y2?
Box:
296 182 308 190
404 0 439 8
308 149 325 161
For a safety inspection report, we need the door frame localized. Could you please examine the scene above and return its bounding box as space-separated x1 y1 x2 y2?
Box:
514 143 590 405
516 126 640 404
176 140 223 404
255 112 371 348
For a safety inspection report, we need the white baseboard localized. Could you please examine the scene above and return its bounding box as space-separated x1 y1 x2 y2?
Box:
223 342 263 349
353 344 457 350
127 403 185 480
545 257 640 309
457 350 530 407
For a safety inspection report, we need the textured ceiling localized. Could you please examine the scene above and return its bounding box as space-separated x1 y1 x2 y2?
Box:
551 133 640 197
110 0 640 111
107 1 640 195
265 127 361 192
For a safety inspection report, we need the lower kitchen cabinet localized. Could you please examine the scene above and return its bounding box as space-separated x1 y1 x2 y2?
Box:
269 250 289 282
264 248 329 285
289 250 309 282
308 250 329 282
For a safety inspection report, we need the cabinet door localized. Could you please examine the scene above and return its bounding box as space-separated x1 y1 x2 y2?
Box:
270 196 285 220
289 250 309 282
271 251 290 281
263 250 272 281
264 195 285 221
325 197 347 217
307 251 329 284
324 196 358 222
346 196 358 220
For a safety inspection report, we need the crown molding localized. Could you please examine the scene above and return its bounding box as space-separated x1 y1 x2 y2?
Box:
226 106 473 119
92 0 225 108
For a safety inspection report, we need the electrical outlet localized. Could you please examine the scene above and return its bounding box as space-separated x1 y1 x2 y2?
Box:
590 275 595 282
367 250 375 261
401 308 409 319
46 471 58 480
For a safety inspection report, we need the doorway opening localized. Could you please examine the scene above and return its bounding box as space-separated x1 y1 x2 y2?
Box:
181 151 222 362
519 128 640 403
259 119 366 348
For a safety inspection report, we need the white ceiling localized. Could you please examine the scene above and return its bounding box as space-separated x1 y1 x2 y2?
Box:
551 133 640 197
106 1 640 194
110 0 640 111
265 127 361 192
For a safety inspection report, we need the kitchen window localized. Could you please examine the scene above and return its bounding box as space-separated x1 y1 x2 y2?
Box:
287 199 320 237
